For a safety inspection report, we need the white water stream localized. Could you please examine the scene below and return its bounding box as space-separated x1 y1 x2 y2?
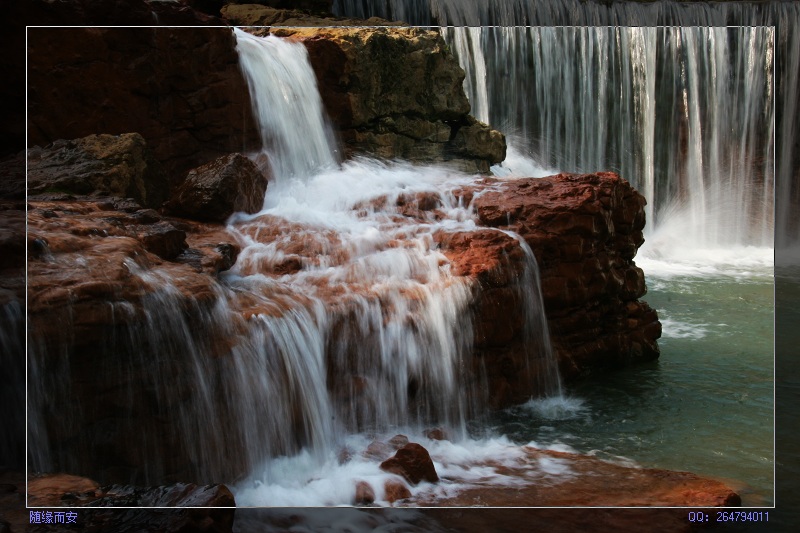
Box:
227 31 568 504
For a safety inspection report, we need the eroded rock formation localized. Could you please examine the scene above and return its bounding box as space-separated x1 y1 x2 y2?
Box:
436 172 661 405
25 163 659 484
471 173 662 381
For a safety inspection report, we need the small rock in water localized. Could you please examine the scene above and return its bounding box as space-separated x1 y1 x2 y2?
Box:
388 434 409 449
364 440 394 461
383 479 411 504
380 442 439 485
424 427 447 441
354 480 375 505
337 447 353 465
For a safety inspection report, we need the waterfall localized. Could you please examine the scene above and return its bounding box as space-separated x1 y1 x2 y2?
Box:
1 300 24 469
234 28 339 184
29 29 564 490
333 0 796 251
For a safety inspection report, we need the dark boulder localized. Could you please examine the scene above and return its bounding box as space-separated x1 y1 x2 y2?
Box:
165 153 268 223
380 442 439 485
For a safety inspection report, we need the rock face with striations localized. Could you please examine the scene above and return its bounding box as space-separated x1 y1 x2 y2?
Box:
474 173 661 380
232 23 506 173
437 172 661 406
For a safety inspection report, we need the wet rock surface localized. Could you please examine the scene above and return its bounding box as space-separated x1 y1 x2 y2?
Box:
436 172 662 405
471 172 662 381
382 479 412 504
24 197 248 485
165 153 269 222
353 480 375 505
416 447 740 508
24 172 661 485
379 443 439 485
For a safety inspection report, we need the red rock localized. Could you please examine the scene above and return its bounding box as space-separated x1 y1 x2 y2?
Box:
137 221 187 260
446 172 661 398
24 171 662 485
414 448 741 508
383 479 411 503
165 153 269 223
380 443 439 485
354 480 375 505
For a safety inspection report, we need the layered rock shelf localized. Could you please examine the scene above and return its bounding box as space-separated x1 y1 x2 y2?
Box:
471 174 661 383
26 22 506 185
24 141 661 484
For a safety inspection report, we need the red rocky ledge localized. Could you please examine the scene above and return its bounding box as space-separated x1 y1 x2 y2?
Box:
23 168 662 483
437 172 661 406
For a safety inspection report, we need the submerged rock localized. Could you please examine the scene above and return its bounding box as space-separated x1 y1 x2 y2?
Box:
424 428 448 441
380 443 439 485
165 153 268 223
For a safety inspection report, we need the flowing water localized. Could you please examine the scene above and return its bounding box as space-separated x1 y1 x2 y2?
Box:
230 32 565 504
25 4 783 506
329 0 780 507
231 24 775 506
332 0 799 246
27 29 567 503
